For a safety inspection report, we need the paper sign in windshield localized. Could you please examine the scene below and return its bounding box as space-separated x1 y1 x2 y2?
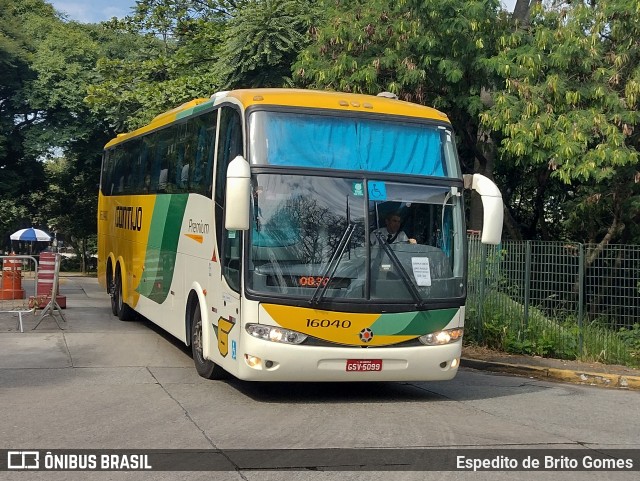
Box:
411 257 432 287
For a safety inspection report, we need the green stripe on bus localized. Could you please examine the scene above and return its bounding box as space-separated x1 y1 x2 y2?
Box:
192 100 215 114
177 100 215 120
370 308 458 336
137 194 189 304
176 109 194 120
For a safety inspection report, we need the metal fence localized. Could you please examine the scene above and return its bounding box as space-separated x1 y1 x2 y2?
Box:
0 255 39 332
466 237 640 366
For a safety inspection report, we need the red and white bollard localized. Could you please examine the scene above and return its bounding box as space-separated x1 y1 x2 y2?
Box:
32 252 66 309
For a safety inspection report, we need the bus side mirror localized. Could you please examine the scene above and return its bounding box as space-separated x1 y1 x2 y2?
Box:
463 174 503 245
225 155 251 231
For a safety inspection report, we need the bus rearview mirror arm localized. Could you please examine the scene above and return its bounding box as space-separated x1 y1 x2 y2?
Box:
463 174 503 245
225 155 251 231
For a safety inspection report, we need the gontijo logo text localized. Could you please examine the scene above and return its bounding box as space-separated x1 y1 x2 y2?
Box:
115 206 143 231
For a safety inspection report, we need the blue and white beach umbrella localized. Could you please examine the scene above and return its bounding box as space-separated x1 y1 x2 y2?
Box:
10 227 52 242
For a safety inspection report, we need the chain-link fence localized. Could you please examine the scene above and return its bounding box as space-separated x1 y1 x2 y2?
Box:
466 236 640 366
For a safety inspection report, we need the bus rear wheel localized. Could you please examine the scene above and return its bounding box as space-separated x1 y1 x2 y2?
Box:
109 276 118 316
191 306 226 380
115 270 135 321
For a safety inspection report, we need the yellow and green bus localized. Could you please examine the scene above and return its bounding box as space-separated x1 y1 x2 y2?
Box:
98 88 502 381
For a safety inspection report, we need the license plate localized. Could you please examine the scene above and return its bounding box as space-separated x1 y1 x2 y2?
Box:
346 359 383 372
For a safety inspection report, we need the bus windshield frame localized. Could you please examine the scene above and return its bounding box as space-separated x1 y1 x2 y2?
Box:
245 109 467 312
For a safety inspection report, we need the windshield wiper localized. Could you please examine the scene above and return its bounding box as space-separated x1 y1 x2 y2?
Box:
309 223 356 306
374 232 425 308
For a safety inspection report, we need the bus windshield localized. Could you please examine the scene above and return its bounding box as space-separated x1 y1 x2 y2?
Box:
247 173 465 305
248 110 461 178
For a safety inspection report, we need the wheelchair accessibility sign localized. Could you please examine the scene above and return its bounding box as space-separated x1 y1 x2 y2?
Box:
367 181 387 201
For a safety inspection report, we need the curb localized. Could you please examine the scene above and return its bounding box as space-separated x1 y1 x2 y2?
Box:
461 358 640 390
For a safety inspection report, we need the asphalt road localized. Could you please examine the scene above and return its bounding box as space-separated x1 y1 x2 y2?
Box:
1 276 638 480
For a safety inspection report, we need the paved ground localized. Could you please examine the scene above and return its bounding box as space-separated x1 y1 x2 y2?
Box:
1 274 639 391
1 275 640 479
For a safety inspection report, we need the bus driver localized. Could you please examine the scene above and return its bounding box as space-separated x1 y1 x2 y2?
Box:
371 212 417 245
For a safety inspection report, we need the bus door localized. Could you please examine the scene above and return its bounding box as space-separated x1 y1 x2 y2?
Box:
210 229 241 367
210 105 244 368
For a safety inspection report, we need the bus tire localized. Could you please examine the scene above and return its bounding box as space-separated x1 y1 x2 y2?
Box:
109 276 118 316
115 270 135 321
191 306 226 380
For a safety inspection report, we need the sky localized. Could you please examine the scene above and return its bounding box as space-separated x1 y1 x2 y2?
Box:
49 0 137 23
50 0 518 24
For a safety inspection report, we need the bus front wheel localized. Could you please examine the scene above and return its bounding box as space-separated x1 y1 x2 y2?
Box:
191 306 226 380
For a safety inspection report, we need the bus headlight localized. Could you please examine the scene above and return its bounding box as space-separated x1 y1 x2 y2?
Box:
419 328 463 346
246 324 307 344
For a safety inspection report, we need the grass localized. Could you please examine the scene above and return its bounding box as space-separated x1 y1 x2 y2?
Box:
465 290 638 368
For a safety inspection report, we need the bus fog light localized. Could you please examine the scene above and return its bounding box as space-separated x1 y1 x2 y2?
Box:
451 358 459 368
246 324 307 344
419 328 464 346
245 354 262 367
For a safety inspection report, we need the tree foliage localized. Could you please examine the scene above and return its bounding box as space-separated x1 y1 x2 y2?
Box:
294 0 506 230
87 0 320 129
0 1 129 257
2 0 640 252
483 0 640 243
295 0 503 116
0 0 53 248
85 1 236 130
216 0 321 88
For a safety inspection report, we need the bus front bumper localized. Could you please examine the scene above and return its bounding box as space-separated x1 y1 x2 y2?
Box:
234 336 462 382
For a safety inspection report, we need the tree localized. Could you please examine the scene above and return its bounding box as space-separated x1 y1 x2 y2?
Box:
294 0 507 230
87 0 320 129
0 0 53 248
85 21 189 131
215 0 322 88
87 0 234 131
483 0 640 244
39 155 98 271
0 1 139 259
22 19 125 264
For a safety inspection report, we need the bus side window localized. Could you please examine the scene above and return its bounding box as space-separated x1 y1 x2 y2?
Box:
156 126 177 193
215 106 243 291
175 124 187 190
223 231 241 291
214 107 243 205
192 112 216 197
148 131 161 192
111 148 124 195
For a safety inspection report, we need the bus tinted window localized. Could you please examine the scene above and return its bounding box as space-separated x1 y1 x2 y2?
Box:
101 110 218 197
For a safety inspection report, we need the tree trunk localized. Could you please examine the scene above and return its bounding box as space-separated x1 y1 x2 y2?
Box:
468 127 497 232
571 205 624 301
81 237 87 273
502 205 523 241
513 0 541 23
